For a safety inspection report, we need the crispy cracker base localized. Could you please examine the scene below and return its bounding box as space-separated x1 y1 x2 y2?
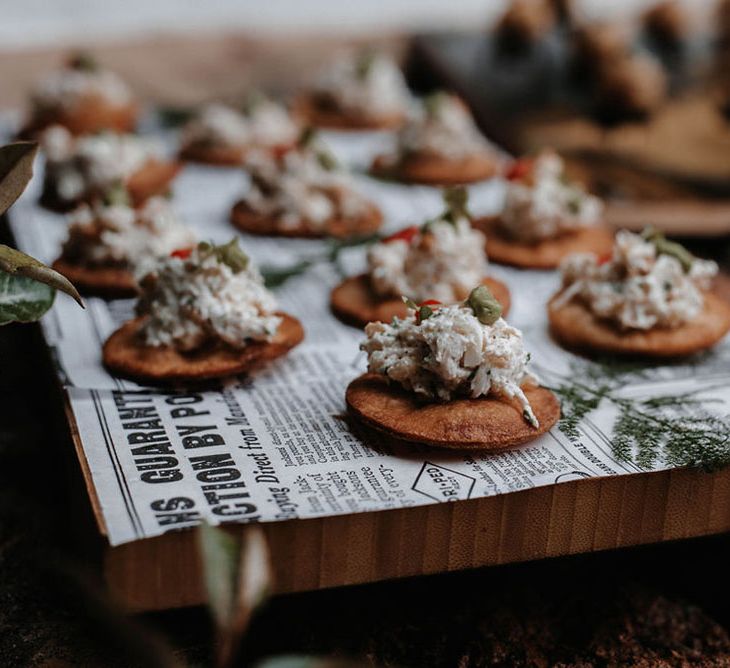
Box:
370 153 498 186
52 258 137 299
346 373 560 450
179 144 247 166
18 96 137 139
103 313 304 384
40 159 181 213
127 160 182 207
330 274 511 328
230 200 383 239
293 94 405 130
548 292 730 357
474 216 615 269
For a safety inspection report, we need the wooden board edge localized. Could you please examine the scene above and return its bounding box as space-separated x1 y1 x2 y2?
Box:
64 390 109 538
103 465 730 612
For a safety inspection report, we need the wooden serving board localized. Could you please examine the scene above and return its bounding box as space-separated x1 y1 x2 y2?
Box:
408 30 730 237
62 393 730 612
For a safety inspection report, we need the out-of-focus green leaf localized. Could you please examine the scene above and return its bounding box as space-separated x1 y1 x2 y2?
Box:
197 523 272 668
255 657 373 668
0 142 38 216
0 273 55 325
0 245 83 307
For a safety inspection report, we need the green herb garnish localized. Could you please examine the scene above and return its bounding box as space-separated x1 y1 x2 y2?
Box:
68 52 98 72
199 239 249 273
355 50 377 80
423 91 450 118
641 227 694 273
466 285 502 325
298 127 338 170
102 182 131 207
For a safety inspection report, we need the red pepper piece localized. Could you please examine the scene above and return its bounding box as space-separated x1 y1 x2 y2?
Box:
597 252 612 266
170 247 193 259
384 226 419 244
505 158 533 182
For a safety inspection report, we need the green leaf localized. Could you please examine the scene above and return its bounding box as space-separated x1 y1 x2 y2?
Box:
0 245 83 307
0 142 38 217
197 523 272 668
0 273 55 325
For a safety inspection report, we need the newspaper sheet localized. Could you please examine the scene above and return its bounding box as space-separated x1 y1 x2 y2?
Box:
9 129 730 545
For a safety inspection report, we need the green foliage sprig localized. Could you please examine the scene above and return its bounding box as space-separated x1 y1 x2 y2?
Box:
547 359 730 472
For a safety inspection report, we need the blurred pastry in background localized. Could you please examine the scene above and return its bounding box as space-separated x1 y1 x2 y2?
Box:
474 151 613 269
40 126 180 212
370 92 500 185
592 52 667 125
718 0 730 46
331 188 510 328
548 229 730 357
19 53 137 139
643 1 689 49
295 50 411 130
52 189 196 298
231 129 382 238
179 94 299 166
494 0 556 53
569 22 629 83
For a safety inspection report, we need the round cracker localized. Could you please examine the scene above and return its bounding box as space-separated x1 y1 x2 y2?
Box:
330 274 511 328
40 159 181 213
293 94 405 131
18 96 137 139
127 160 182 207
346 373 560 450
547 292 730 358
52 258 137 299
474 216 615 269
179 142 294 167
179 143 247 166
103 313 304 384
370 152 498 186
230 200 383 239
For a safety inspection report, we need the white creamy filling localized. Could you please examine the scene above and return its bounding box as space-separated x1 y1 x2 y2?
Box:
500 153 602 242
397 95 492 161
243 149 368 230
63 197 196 271
362 304 539 426
42 126 162 200
556 230 718 330
32 68 132 111
138 248 281 351
182 102 297 149
368 217 487 302
314 53 411 117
